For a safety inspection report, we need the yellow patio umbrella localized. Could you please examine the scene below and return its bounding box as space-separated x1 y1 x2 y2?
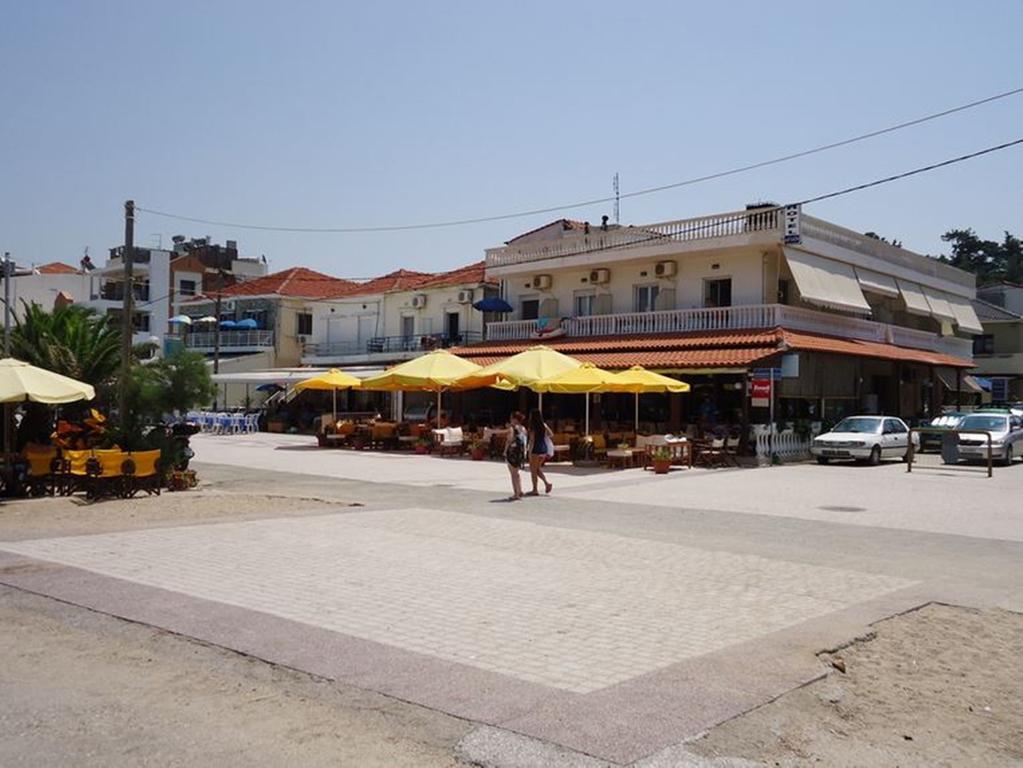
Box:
293 368 363 422
609 365 690 432
0 358 96 456
360 349 482 426
531 362 620 435
455 345 583 412
0 358 96 404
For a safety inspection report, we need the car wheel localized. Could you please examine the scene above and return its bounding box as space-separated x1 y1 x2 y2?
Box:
1002 445 1013 467
867 445 881 466
816 457 829 465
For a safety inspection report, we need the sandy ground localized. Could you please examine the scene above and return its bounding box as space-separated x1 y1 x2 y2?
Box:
0 585 468 768
688 603 1023 768
0 489 358 541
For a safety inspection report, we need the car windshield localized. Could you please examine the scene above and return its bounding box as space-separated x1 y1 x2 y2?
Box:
832 417 881 434
959 415 1007 432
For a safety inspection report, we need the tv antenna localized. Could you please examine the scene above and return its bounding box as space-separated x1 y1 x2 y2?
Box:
612 172 620 224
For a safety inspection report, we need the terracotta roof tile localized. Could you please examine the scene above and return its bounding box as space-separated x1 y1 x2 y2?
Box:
214 267 357 299
451 330 781 357
37 262 79 274
415 260 494 289
779 330 972 368
342 269 434 297
505 218 589 244
465 348 777 370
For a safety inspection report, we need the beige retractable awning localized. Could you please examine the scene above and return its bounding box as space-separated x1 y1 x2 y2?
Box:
855 268 899 297
922 286 956 322
896 280 932 317
946 294 984 334
782 248 872 315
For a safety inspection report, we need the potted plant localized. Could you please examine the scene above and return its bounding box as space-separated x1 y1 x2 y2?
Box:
414 437 431 455
650 446 672 475
470 438 488 461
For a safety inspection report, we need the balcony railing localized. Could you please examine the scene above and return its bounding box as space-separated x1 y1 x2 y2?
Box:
485 304 973 359
183 330 274 349
304 331 482 359
485 208 783 269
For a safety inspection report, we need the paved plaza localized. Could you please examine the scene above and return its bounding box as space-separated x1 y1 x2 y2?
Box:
1 432 1020 765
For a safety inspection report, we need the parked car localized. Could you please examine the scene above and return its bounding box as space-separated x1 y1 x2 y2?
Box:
948 412 1023 466
811 415 915 465
918 412 967 452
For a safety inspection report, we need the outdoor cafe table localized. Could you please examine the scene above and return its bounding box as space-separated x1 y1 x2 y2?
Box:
642 437 692 469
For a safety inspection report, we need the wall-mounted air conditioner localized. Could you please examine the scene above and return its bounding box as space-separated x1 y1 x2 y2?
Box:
654 261 677 278
589 268 610 284
456 289 473 304
532 274 552 290
411 294 427 309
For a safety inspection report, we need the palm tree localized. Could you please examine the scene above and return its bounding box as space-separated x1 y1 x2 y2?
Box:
7 302 122 387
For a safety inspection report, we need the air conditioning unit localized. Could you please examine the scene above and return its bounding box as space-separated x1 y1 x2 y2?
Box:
456 289 473 304
532 274 552 290
411 294 427 309
589 268 610 284
654 261 677 278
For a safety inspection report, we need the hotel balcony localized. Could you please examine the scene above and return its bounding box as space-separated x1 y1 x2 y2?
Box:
484 303 974 360
302 332 482 366
183 330 275 353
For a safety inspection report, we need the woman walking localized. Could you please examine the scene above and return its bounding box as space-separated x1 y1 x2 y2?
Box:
526 408 554 496
504 411 526 500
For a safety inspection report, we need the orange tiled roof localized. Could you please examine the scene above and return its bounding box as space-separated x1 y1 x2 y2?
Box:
451 329 781 357
342 269 434 297
415 260 494 289
779 330 972 368
38 262 79 274
505 218 589 244
453 326 974 370
214 267 357 299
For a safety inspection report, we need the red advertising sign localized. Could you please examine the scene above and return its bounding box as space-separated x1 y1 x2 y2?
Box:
750 378 771 407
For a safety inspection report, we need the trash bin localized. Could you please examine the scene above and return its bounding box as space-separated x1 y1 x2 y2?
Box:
940 432 959 465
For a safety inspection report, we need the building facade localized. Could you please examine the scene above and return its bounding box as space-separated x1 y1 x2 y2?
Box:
972 283 1023 402
454 205 979 429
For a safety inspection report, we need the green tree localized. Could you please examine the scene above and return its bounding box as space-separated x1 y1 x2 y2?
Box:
134 348 216 419
939 229 1021 285
7 302 122 388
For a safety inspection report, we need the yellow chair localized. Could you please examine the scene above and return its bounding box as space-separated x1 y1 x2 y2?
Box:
24 445 59 496
124 449 162 496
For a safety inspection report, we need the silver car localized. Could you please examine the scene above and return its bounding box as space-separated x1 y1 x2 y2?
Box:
811 415 914 465
950 413 1023 466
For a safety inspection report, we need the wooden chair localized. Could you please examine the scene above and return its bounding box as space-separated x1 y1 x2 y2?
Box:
695 437 729 468
590 434 608 460
61 449 91 496
371 422 397 450
434 427 464 455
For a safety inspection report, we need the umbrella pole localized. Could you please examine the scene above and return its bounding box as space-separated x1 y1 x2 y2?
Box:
437 389 442 428
584 393 590 437
332 387 337 423
635 393 639 433
538 391 543 413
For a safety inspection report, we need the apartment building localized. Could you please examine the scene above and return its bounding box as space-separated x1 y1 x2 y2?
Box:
455 204 980 428
972 282 1023 402
301 261 496 368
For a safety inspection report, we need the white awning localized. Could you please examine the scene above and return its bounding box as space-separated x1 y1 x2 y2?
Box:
922 286 955 322
855 268 899 297
782 248 872 315
896 280 932 317
209 367 388 385
946 294 984 334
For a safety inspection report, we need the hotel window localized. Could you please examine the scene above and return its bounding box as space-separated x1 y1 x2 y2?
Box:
520 298 540 321
634 284 660 313
573 292 595 317
179 279 197 296
777 278 790 305
296 312 313 335
704 278 732 308
973 334 994 354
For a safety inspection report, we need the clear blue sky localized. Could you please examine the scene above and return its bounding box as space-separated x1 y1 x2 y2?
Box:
2 1 1021 277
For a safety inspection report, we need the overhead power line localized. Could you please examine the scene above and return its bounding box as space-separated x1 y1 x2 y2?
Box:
135 86 1023 234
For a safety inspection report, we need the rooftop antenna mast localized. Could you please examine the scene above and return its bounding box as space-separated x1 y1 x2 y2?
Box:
612 172 620 224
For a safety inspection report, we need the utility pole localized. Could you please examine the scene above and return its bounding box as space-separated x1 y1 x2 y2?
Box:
119 200 135 420
3 253 11 357
213 269 225 375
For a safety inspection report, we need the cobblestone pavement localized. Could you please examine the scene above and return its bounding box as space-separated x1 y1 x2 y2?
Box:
1 508 912 694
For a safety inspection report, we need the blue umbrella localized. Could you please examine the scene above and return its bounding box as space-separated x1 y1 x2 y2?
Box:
473 297 513 313
235 318 258 329
219 319 237 329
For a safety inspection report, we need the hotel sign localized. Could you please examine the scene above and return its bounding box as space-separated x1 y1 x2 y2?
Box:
784 204 801 244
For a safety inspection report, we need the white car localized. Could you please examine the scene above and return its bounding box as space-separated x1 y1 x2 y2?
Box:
952 412 1023 466
811 415 915 465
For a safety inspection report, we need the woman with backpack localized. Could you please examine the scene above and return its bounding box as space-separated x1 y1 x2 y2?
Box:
504 411 527 500
526 408 554 496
